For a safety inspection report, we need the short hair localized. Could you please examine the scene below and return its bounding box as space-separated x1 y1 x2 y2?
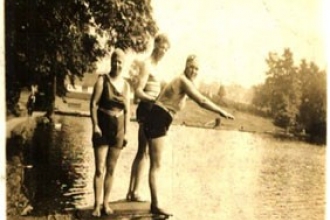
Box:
186 54 198 66
154 33 170 48
110 48 126 64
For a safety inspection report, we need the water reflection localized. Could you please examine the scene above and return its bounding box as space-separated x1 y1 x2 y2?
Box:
24 116 94 213
20 116 325 219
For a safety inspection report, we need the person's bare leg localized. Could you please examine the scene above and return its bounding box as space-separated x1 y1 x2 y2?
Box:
148 136 171 215
103 147 121 215
127 125 148 200
92 145 108 217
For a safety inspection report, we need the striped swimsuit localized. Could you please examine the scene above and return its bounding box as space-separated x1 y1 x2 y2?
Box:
136 72 162 123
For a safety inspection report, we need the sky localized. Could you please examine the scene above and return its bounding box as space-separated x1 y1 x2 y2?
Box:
150 0 328 88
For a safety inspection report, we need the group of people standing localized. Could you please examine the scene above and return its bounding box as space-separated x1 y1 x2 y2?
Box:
89 34 234 217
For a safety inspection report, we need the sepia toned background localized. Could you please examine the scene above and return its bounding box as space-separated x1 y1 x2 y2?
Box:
1 0 329 219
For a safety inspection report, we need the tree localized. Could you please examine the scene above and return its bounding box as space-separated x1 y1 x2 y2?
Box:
6 0 158 115
298 60 326 143
253 49 326 143
263 48 302 128
88 0 158 52
252 84 269 111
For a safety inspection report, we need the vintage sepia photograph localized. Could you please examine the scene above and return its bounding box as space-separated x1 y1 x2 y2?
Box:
2 0 328 219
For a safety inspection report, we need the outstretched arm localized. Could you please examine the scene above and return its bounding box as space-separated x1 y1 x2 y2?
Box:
181 77 234 119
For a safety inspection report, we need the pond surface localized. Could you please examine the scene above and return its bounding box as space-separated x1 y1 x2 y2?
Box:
22 115 325 220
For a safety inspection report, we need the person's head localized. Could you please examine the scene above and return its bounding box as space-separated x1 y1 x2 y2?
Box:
184 54 199 81
152 33 170 61
110 48 126 77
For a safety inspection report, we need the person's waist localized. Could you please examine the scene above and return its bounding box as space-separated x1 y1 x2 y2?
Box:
99 99 125 108
140 100 155 105
154 102 176 117
98 107 124 117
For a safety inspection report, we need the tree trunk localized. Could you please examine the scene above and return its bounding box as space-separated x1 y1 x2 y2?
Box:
45 74 56 121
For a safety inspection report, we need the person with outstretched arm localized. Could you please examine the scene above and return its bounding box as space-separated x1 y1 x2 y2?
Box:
143 54 234 216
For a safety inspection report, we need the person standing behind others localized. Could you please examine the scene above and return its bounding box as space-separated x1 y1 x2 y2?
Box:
126 34 170 202
143 55 235 216
90 48 131 217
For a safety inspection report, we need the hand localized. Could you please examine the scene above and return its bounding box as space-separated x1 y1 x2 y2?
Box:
92 125 103 145
219 111 235 120
123 136 128 147
93 125 102 137
225 113 235 120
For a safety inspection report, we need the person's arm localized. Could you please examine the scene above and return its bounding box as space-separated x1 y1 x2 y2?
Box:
135 61 156 102
123 80 131 136
90 75 104 133
181 77 234 119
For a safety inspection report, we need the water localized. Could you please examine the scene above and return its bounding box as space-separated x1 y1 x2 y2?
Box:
169 127 325 220
23 115 325 219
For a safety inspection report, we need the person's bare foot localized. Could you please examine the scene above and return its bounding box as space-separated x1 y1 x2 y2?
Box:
150 204 172 216
103 204 114 215
91 206 102 217
126 192 145 202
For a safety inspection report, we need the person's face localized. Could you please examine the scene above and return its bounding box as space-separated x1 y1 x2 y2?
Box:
111 53 125 76
153 42 169 61
185 61 199 81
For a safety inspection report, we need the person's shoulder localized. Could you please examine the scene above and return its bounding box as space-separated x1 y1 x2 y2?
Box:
177 74 195 90
135 60 150 78
123 79 130 88
97 74 106 79
95 74 105 84
177 74 189 84
165 74 185 89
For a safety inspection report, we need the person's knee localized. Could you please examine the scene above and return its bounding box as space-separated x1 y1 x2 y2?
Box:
106 165 116 175
142 151 149 159
106 160 118 175
135 149 148 160
95 166 105 177
150 159 162 170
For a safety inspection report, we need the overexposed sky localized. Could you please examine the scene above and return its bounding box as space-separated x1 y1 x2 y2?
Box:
151 0 327 87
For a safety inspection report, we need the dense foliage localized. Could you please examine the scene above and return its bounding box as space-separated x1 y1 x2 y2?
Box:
6 0 158 113
252 48 326 143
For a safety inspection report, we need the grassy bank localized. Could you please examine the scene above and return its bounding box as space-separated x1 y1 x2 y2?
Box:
9 89 281 134
173 100 282 133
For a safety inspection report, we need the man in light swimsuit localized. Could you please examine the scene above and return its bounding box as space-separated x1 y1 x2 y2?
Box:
126 34 170 202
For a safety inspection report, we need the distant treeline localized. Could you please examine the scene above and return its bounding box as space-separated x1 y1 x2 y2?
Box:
253 49 326 144
205 48 326 144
